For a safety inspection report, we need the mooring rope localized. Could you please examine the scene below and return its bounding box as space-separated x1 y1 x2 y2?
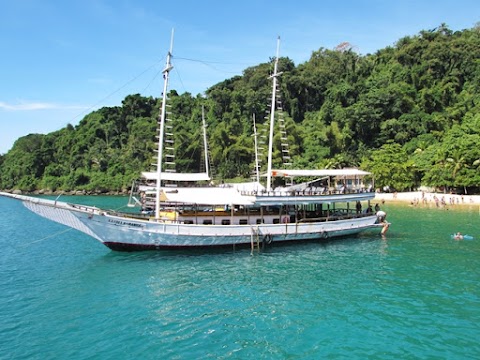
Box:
19 227 73 247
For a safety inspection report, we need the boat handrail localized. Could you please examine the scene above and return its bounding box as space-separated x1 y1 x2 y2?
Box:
241 188 373 197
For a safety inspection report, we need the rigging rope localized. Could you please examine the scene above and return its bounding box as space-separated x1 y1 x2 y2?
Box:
66 54 254 125
175 56 252 74
69 57 166 122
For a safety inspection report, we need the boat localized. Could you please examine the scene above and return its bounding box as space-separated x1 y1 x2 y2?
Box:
0 34 389 251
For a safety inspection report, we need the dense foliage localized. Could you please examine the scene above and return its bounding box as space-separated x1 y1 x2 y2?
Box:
2 24 480 193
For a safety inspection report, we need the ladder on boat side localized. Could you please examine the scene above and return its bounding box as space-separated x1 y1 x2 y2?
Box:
251 227 261 253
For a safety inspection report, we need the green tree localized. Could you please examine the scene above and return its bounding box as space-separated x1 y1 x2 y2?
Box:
361 143 415 191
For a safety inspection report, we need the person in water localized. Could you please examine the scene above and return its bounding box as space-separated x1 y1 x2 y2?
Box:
454 232 464 240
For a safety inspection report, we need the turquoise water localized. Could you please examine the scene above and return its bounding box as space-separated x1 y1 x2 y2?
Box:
1 196 479 359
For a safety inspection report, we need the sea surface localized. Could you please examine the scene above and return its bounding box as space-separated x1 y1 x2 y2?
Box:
0 195 479 359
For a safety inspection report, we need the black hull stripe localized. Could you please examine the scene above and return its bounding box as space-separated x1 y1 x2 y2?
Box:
102 233 366 252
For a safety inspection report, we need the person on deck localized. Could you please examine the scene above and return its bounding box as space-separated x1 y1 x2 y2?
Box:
356 201 362 214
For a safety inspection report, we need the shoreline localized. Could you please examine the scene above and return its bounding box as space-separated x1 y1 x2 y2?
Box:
374 191 480 208
0 189 128 196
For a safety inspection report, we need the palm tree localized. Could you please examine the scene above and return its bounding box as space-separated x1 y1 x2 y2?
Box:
446 150 469 194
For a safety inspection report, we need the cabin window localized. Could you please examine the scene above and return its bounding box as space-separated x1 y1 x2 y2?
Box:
256 219 264 224
203 220 213 225
221 219 230 225
183 220 194 224
239 219 248 225
273 219 280 224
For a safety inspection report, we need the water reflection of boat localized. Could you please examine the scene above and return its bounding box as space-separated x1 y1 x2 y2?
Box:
0 35 387 251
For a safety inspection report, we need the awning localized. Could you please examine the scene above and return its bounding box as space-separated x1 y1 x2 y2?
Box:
219 181 265 192
269 169 371 177
141 172 210 182
161 187 255 206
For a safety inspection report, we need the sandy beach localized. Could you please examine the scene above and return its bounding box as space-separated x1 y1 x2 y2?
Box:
374 191 480 208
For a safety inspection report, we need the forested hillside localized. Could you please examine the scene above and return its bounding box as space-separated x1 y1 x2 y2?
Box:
1 24 480 193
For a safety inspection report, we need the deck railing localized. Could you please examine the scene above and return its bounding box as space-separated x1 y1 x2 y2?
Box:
241 187 373 197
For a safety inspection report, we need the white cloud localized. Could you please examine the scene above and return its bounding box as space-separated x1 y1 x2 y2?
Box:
0 101 86 111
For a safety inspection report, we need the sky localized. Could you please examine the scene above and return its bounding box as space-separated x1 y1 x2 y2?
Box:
0 0 478 154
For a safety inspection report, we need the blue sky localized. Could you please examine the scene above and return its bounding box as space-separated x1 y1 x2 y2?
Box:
0 0 478 154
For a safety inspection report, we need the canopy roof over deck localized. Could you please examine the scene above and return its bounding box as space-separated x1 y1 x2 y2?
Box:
269 169 371 177
141 172 210 182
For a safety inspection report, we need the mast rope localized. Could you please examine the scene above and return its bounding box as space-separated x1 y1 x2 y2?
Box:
175 56 252 74
68 57 166 123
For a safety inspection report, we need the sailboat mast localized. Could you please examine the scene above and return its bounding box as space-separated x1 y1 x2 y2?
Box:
202 105 209 179
155 29 174 219
252 114 260 184
266 36 281 192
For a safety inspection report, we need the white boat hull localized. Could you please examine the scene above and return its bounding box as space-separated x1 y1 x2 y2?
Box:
3 193 384 251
